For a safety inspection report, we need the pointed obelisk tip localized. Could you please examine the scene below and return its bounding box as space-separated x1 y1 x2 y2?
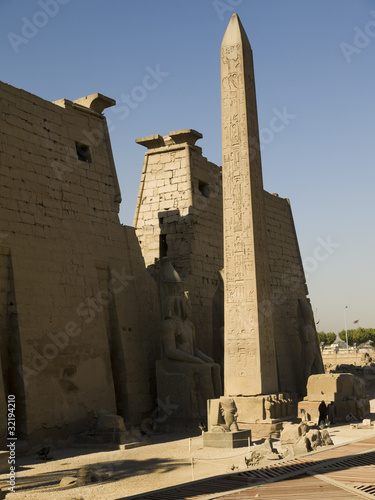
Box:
222 12 251 48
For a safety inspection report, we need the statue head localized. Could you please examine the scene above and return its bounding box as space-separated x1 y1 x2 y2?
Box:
220 399 238 429
165 291 191 321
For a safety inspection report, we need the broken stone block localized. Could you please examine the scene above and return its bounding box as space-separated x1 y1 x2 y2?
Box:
280 421 333 457
299 373 370 422
305 429 322 450
292 436 313 455
76 409 142 446
258 438 274 452
244 450 262 466
320 429 334 446
244 438 283 466
280 422 308 445
59 476 77 488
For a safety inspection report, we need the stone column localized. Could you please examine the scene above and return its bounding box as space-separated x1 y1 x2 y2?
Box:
221 14 278 396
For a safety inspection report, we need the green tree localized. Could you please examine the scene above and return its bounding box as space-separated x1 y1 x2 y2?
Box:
317 332 326 344
318 329 375 347
317 331 337 345
338 329 354 345
351 328 369 346
325 332 336 345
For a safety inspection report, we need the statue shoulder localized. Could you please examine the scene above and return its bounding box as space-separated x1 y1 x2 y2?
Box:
161 317 178 334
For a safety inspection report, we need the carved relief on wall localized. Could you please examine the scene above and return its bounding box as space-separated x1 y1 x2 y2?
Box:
226 282 236 303
226 338 256 378
221 43 242 91
230 114 239 144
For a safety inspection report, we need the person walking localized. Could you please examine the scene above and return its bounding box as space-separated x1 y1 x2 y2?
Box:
318 400 327 426
327 401 336 425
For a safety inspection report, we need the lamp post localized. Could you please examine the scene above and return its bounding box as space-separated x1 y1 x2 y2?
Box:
344 306 348 352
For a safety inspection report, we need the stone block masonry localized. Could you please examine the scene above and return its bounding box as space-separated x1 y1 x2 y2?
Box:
134 130 224 357
133 16 322 402
0 22 321 443
0 81 159 446
134 126 315 396
264 192 310 395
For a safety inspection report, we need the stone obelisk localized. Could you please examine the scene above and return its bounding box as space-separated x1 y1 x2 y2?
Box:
222 14 279 397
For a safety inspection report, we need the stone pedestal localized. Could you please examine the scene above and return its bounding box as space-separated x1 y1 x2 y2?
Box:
234 394 295 422
155 360 208 426
238 421 287 440
207 393 296 440
203 430 251 448
75 410 147 446
304 372 366 402
89 412 128 444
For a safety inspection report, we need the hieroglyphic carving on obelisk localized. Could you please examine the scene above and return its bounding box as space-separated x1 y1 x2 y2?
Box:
221 14 279 396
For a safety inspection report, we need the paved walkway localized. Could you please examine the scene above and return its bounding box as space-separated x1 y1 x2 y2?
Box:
125 435 375 500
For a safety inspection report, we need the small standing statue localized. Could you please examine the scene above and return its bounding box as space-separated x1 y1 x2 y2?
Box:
272 394 282 418
264 396 275 420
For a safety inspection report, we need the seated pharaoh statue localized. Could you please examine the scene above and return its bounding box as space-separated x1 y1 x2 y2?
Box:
155 258 222 424
160 291 222 397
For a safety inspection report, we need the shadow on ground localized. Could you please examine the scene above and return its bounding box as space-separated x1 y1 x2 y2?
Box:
0 457 189 494
122 446 375 499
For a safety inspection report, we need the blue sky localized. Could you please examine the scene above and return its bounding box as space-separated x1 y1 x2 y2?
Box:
1 0 374 333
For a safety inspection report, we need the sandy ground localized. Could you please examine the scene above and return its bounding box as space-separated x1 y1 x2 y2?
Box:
1 401 375 500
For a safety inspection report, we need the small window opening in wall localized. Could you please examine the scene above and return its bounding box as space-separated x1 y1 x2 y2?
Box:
199 180 210 198
160 234 168 259
76 142 92 163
